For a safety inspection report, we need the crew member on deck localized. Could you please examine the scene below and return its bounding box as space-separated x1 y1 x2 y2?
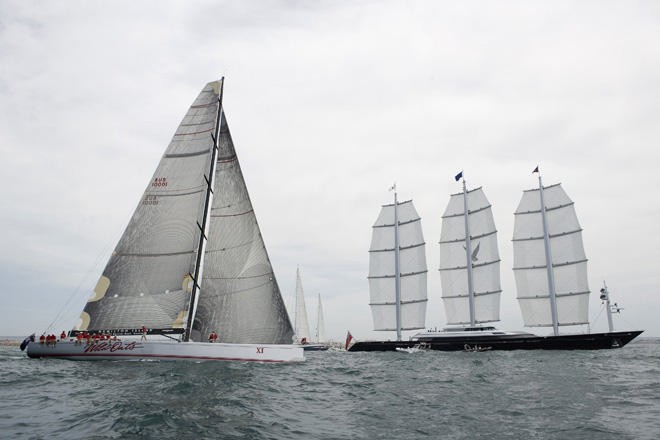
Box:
141 326 148 342
208 331 218 343
60 331 66 341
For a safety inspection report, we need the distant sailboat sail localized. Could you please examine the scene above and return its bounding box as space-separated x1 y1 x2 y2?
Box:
293 267 311 342
512 178 589 333
315 293 326 343
78 80 294 344
368 187 427 340
439 182 501 326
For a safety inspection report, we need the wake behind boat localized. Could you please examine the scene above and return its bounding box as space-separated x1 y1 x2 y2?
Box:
348 170 642 352
26 79 303 363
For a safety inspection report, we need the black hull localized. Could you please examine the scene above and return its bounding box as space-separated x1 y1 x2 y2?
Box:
347 330 643 352
301 344 329 351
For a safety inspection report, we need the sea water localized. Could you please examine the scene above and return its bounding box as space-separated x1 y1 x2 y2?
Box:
1 338 658 440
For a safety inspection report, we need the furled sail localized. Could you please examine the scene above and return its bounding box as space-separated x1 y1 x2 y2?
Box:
439 187 501 325
368 198 428 332
513 183 590 327
79 80 294 344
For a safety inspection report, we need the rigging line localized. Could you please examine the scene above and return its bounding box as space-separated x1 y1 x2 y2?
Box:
205 238 256 253
203 271 274 280
44 225 124 334
198 278 273 295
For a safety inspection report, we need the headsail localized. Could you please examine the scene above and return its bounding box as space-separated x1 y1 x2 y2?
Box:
439 186 501 325
79 80 294 344
512 182 590 329
368 194 428 337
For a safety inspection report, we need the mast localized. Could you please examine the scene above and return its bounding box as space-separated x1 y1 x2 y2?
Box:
315 293 321 343
600 281 615 332
184 78 224 341
459 174 476 327
393 184 402 341
537 171 560 336
294 267 299 336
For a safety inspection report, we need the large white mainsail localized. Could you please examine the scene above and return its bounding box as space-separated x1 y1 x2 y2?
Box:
291 267 311 342
368 187 428 340
439 180 501 326
512 175 590 334
79 80 294 344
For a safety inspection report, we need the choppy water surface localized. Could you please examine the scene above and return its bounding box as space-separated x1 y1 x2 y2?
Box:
1 339 658 439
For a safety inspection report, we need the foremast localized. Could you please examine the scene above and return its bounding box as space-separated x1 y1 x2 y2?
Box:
368 184 427 340
184 78 224 342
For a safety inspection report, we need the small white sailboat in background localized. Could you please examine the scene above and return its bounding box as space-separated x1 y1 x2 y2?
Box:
315 293 327 344
292 268 328 351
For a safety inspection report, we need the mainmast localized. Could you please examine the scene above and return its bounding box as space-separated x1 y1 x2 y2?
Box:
393 184 402 341
458 173 476 327
184 78 224 341
536 168 560 336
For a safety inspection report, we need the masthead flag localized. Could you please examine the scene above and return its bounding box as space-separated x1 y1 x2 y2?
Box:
532 166 539 173
454 171 463 181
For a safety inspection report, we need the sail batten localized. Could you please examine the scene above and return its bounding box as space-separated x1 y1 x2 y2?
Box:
440 229 497 244
368 269 429 279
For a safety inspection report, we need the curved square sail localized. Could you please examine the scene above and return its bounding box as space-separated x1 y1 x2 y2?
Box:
79 80 294 344
439 187 501 325
513 183 590 328
368 199 428 332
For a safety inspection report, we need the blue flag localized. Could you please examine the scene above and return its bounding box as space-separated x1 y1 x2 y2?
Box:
454 171 463 181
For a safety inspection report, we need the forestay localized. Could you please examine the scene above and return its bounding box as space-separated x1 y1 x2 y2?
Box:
439 187 501 325
368 199 428 331
512 183 590 327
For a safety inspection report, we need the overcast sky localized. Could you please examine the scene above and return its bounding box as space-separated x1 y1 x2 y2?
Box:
1 1 658 340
